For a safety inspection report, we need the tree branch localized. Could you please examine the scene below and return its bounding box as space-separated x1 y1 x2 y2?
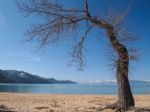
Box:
71 25 93 70
84 0 91 18
17 0 139 71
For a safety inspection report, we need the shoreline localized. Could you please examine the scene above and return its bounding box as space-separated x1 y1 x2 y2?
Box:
0 93 150 112
1 92 150 95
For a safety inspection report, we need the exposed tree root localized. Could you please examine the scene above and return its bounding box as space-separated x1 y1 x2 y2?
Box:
96 102 118 111
96 103 150 112
134 107 150 112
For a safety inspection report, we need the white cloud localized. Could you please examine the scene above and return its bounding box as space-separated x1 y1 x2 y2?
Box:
0 13 6 26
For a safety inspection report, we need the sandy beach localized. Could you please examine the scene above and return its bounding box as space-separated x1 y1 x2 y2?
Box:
0 93 150 112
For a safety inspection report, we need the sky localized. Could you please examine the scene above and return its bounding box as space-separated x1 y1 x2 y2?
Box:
0 0 150 81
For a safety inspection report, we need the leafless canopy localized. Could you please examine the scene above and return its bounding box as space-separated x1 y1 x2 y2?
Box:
17 0 138 70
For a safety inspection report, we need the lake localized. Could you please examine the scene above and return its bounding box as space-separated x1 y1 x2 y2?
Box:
0 82 150 94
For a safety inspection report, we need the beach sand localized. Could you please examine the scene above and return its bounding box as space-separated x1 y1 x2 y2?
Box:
0 93 150 112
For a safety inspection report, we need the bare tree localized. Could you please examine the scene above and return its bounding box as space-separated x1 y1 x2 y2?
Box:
17 0 139 111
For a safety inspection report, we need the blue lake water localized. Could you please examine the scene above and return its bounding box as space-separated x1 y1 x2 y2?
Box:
0 82 150 94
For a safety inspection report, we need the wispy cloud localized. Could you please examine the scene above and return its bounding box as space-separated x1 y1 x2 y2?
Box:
0 52 41 62
27 57 41 62
0 13 6 26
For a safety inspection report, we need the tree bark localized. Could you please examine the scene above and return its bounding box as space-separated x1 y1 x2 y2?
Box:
116 48 135 111
106 27 135 111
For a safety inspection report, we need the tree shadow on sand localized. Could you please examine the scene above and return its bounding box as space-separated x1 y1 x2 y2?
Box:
0 105 15 112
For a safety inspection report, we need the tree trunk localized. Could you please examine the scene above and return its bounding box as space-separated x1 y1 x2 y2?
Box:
116 51 134 111
88 17 135 110
107 27 135 111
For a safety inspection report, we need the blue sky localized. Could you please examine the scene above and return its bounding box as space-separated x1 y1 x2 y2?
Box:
0 0 150 81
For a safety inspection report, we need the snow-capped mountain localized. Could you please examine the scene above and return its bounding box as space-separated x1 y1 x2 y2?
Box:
0 69 76 84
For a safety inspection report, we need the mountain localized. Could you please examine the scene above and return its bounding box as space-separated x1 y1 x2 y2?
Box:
0 69 76 84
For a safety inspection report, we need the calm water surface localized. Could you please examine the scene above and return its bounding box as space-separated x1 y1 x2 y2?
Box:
0 82 150 94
